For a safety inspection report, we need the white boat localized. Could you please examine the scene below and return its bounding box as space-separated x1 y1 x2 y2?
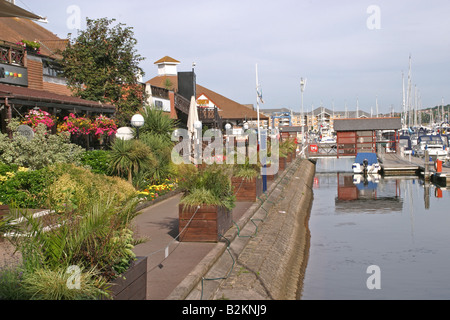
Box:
352 153 381 174
413 135 447 159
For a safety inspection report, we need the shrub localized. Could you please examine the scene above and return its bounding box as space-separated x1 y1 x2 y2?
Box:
179 164 235 211
0 164 49 208
0 120 84 170
80 150 111 175
108 138 156 185
44 163 137 213
140 132 175 185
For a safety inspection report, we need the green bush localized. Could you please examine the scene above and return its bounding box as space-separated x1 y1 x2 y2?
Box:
0 121 84 170
45 163 138 213
179 164 235 211
139 132 175 186
0 164 49 208
80 150 111 175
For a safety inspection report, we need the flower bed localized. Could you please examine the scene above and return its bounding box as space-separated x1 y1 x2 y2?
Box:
137 179 178 202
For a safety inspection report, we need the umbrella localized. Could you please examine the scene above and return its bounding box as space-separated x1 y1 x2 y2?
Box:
0 0 44 20
187 95 200 141
186 96 200 162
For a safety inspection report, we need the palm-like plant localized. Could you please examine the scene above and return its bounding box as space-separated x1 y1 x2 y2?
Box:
108 139 156 184
140 106 178 141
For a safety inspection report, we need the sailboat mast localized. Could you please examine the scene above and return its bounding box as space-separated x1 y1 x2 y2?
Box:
402 71 406 127
407 55 412 127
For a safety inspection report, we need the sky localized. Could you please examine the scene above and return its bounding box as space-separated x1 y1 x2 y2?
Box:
16 0 450 115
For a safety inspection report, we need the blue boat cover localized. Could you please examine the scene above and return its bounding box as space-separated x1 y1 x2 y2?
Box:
354 153 378 165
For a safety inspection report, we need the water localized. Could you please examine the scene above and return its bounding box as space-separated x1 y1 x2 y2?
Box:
301 158 450 300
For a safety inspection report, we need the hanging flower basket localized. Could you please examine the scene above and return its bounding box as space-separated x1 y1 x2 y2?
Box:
22 109 55 130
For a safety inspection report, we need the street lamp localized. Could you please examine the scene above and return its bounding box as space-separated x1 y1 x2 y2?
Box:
131 114 145 139
300 78 307 144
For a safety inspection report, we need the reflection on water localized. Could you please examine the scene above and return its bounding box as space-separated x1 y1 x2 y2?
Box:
301 158 450 300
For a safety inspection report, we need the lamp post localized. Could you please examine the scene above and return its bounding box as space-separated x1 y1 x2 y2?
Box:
300 78 307 144
131 114 145 139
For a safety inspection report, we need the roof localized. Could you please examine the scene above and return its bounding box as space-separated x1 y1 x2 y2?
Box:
334 117 402 132
154 56 180 65
0 17 66 58
0 83 115 113
0 0 43 20
146 75 269 121
279 126 305 133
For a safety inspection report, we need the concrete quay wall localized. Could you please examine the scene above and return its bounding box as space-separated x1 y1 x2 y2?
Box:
183 159 316 300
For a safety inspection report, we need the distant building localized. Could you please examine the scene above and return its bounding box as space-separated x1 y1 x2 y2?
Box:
261 107 371 132
146 56 269 130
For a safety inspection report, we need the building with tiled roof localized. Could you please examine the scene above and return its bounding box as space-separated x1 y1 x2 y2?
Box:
0 15 115 137
146 56 268 129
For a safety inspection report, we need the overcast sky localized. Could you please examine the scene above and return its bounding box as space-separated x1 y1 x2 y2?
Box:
19 0 450 114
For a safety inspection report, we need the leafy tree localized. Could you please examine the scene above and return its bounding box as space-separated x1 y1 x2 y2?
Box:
61 18 147 127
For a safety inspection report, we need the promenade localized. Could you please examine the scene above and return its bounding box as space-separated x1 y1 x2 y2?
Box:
131 157 315 300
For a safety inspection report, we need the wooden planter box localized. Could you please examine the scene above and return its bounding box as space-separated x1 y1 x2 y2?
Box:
178 204 232 242
108 256 148 300
286 152 293 163
279 157 287 171
231 176 263 202
266 170 278 181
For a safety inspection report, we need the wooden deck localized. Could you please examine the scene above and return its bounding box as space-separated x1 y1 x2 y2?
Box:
379 153 450 186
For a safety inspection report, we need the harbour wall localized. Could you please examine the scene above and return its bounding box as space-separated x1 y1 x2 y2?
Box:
209 159 316 300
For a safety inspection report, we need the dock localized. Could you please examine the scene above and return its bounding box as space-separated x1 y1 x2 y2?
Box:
379 153 450 186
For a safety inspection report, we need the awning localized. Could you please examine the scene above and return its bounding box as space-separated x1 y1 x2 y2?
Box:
0 0 44 21
0 83 116 114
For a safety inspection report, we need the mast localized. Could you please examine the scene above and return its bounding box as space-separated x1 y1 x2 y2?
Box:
256 63 261 143
414 85 418 127
407 55 412 127
402 71 406 127
356 96 359 118
376 96 379 118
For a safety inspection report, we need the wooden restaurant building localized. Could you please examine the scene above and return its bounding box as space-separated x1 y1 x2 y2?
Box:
0 15 115 137
333 117 402 157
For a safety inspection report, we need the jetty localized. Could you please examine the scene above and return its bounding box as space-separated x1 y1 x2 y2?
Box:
378 153 450 186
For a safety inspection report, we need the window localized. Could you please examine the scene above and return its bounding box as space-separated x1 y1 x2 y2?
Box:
43 59 64 77
155 100 163 110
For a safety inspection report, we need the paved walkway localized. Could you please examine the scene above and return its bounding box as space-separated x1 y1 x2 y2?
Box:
131 192 255 300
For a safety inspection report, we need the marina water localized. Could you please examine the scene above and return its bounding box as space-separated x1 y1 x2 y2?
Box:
300 157 450 300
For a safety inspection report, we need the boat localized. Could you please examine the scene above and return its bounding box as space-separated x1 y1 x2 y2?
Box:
399 135 412 155
413 135 447 160
352 152 381 174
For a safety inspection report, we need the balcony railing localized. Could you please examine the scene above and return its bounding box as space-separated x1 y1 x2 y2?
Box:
0 41 26 67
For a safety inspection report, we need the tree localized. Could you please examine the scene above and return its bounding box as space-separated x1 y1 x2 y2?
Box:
61 18 147 127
